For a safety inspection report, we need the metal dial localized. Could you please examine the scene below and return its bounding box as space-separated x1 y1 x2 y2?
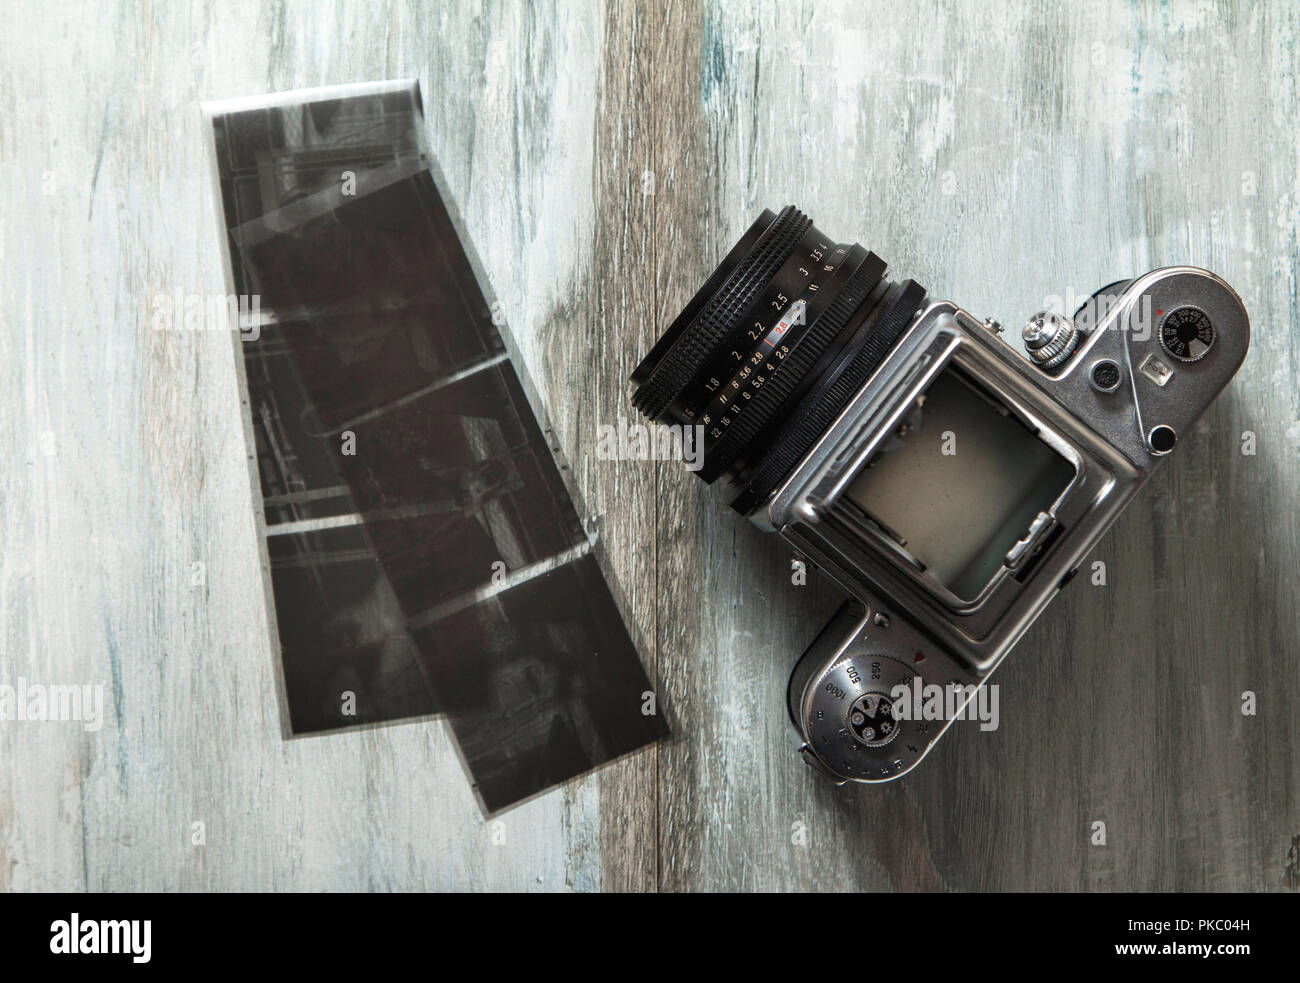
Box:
800 651 933 781
1022 311 1078 369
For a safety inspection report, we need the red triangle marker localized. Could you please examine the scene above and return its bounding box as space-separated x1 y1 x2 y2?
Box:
914 652 926 663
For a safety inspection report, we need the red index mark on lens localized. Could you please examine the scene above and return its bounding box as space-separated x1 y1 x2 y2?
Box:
914 652 926 663
760 299 806 351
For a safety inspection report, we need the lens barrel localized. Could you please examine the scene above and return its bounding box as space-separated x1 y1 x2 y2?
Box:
630 206 927 513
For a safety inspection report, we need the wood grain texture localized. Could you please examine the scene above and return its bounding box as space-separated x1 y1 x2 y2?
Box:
1 0 1296 892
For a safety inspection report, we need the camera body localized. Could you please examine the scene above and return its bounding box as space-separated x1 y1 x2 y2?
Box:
770 270 1248 782
630 207 1249 785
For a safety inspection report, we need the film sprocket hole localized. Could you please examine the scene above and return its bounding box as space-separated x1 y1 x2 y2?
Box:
631 206 1249 784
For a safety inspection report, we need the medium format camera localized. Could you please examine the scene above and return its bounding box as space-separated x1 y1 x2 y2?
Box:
630 206 1248 784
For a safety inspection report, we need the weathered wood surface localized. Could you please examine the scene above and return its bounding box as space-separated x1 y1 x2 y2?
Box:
1 0 1296 891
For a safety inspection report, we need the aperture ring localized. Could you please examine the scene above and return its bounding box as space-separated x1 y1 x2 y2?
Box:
670 224 843 427
632 206 810 419
698 250 888 482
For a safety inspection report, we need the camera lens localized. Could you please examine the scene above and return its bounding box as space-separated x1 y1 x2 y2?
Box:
630 206 927 513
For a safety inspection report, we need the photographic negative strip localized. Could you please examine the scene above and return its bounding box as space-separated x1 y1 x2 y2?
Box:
204 81 665 811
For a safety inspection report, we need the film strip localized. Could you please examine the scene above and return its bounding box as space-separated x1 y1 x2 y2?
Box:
205 81 664 812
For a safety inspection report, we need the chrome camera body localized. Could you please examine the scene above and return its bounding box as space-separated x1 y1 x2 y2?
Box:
772 270 1248 783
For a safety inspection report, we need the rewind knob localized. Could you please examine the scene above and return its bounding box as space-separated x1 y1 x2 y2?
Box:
1023 311 1078 369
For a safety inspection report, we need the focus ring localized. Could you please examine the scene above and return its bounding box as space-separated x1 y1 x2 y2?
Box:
631 211 774 388
699 251 888 483
632 206 811 419
731 279 927 515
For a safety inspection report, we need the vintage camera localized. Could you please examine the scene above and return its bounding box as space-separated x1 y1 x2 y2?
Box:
630 206 1248 784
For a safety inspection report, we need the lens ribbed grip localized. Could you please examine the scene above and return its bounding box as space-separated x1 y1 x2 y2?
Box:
632 206 810 420
730 279 927 515
698 251 887 483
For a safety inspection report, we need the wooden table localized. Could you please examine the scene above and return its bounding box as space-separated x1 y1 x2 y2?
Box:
2 0 1296 891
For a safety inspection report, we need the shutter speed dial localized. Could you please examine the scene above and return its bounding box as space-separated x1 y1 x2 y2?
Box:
1159 306 1215 362
799 651 933 781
